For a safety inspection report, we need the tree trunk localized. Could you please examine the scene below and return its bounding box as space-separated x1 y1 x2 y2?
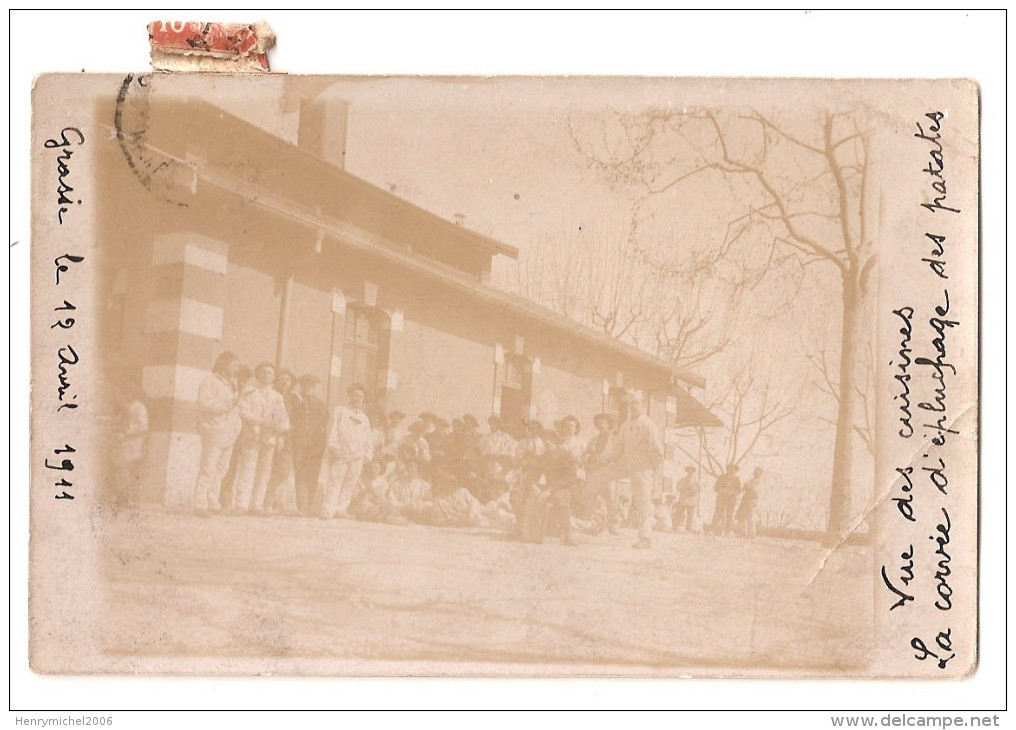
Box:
825 271 860 546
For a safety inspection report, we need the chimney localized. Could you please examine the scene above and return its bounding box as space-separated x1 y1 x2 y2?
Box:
298 95 349 169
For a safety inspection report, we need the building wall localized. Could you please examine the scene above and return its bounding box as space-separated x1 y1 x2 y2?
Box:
220 261 282 368
278 280 332 385
530 351 606 431
391 313 496 423
104 217 697 506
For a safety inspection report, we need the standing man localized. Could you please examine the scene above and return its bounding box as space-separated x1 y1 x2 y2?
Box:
557 415 585 462
111 382 149 507
235 362 291 514
263 369 299 514
672 466 701 532
193 352 242 516
582 412 619 534
737 466 763 538
291 374 327 515
710 463 742 535
615 392 664 549
537 429 583 547
319 383 374 519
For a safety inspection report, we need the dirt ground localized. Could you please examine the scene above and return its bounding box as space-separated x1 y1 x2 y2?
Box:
96 506 874 676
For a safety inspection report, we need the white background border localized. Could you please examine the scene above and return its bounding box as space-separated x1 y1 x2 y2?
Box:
6 8 1008 722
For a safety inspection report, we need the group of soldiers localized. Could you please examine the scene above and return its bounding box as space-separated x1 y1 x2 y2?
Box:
189 350 763 548
192 353 329 517
707 463 764 538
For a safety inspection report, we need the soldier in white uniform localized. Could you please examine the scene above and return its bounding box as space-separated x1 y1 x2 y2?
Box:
192 352 242 515
232 362 291 514
319 383 374 519
586 392 664 549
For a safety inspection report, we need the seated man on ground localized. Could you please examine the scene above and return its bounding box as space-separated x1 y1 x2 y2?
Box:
348 458 407 525
387 460 433 515
401 478 513 530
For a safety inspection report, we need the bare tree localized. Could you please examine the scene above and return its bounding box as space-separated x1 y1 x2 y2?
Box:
672 357 799 481
807 340 876 457
494 208 750 371
573 106 877 545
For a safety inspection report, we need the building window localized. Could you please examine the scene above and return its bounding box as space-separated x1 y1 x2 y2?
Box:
497 353 533 431
336 304 389 411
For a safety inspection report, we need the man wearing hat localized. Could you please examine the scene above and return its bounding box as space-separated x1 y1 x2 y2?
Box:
736 466 763 538
535 428 582 546
507 419 546 535
587 391 664 548
558 415 584 461
582 412 620 533
451 413 482 485
397 420 432 471
193 351 242 515
516 419 546 484
616 391 664 548
709 463 742 535
672 466 701 533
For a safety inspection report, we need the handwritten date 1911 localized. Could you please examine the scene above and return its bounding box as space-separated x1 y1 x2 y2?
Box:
45 444 76 500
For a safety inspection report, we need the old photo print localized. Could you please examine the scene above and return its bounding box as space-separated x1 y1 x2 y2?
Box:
29 69 978 679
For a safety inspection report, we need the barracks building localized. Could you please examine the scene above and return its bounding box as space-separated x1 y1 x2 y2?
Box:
95 76 719 508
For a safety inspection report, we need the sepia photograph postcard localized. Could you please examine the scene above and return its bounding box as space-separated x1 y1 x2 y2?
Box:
27 66 981 681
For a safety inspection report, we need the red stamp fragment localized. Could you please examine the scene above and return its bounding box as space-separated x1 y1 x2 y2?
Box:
148 21 275 72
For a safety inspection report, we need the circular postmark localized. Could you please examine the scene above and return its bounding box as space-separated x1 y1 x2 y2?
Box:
114 73 190 207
